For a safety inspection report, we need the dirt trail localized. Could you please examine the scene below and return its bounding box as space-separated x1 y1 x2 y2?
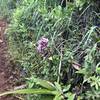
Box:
0 20 18 100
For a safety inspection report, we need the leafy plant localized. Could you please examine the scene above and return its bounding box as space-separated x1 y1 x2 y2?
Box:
2 0 100 99
0 78 73 100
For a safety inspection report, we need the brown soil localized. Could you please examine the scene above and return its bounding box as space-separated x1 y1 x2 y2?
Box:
0 20 19 100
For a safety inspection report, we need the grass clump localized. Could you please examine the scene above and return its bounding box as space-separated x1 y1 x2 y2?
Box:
0 0 100 100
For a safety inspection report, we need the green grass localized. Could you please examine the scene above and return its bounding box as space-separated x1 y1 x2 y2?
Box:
0 0 100 100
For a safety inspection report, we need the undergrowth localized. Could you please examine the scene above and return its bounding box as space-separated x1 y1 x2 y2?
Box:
0 0 100 100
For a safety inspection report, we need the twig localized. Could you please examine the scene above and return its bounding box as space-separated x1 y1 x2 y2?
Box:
57 46 63 83
78 3 92 20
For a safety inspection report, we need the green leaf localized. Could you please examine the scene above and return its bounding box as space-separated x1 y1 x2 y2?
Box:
95 84 99 90
96 62 100 74
76 68 86 75
65 92 75 100
0 89 56 97
35 79 56 90
75 0 86 7
63 85 71 92
53 93 62 100
54 82 62 92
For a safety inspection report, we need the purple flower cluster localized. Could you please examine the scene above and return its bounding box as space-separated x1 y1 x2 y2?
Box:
37 37 48 53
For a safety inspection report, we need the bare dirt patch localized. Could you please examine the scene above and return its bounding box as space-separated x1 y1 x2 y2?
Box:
0 20 19 100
